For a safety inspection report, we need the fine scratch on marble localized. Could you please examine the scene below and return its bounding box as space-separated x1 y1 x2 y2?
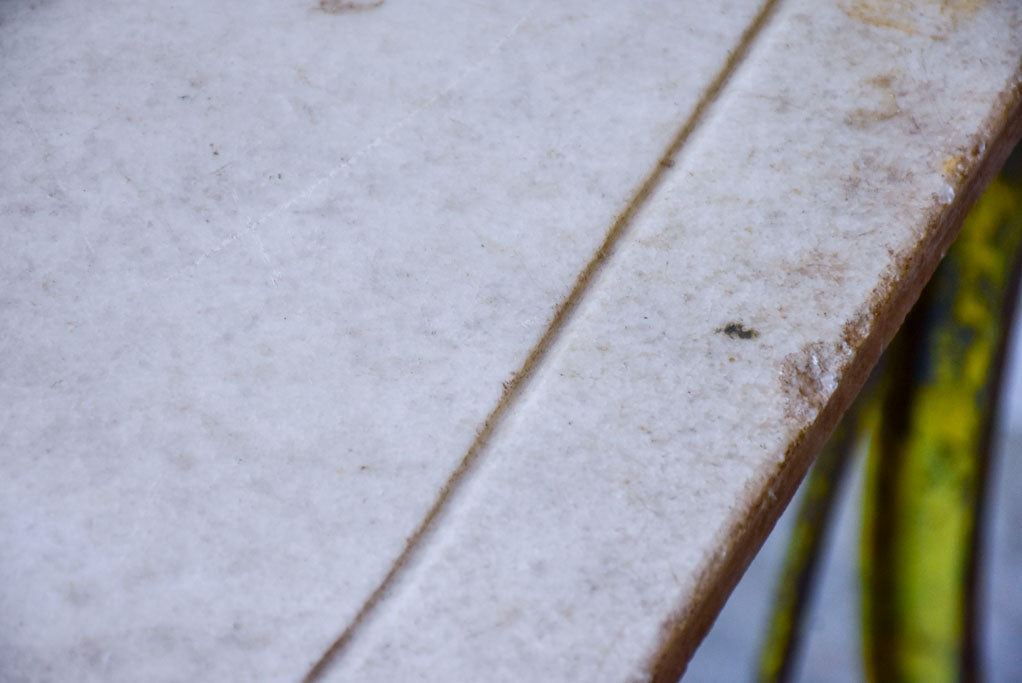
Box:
164 2 538 286
228 185 280 287
15 98 97 258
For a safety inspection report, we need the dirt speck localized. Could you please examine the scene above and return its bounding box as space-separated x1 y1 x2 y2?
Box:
845 72 903 129
716 322 759 340
319 0 383 14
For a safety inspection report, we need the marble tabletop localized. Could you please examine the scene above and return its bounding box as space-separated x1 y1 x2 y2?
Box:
3 1 1021 681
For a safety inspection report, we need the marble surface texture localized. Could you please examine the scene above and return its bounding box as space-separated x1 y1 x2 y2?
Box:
2 0 1021 681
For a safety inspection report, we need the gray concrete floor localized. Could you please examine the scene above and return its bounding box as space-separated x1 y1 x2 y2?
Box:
685 302 1022 682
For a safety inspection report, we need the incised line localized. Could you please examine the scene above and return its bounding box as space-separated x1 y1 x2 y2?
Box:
302 1 782 680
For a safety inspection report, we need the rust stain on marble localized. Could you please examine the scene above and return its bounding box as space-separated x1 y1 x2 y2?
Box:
843 0 986 37
844 1 920 34
942 154 966 176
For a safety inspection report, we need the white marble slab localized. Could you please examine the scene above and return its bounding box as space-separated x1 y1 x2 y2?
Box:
2 0 1021 681
2 1 772 681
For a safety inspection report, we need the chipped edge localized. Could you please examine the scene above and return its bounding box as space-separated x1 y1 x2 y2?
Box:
646 64 1022 683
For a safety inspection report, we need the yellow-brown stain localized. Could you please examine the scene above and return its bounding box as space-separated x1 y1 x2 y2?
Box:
845 71 903 129
867 73 895 89
941 154 965 177
845 103 902 128
843 0 986 37
845 1 920 35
